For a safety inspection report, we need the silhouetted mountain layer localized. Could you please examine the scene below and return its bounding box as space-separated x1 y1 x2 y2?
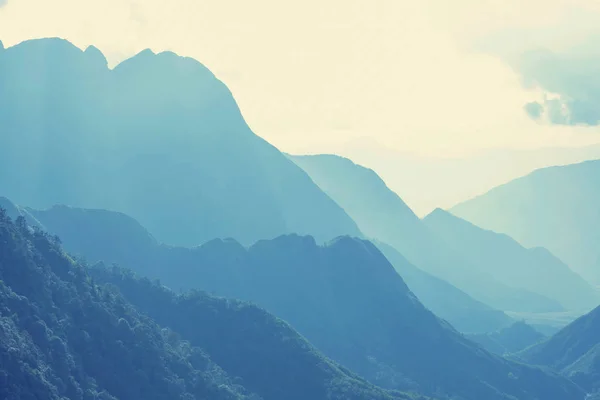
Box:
519 305 600 393
424 209 598 311
16 202 586 400
467 321 545 356
374 242 513 333
291 154 564 313
0 209 420 400
0 38 360 247
451 159 600 284
13 195 511 334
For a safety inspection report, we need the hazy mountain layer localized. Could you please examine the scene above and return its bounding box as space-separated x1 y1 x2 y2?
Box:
375 241 513 333
424 208 598 311
451 159 600 284
291 154 564 313
0 38 360 247
466 321 546 356
519 305 600 394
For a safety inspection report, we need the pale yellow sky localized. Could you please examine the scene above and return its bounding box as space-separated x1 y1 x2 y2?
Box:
2 0 600 157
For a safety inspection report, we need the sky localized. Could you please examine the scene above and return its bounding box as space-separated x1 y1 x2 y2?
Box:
2 0 600 213
2 0 600 158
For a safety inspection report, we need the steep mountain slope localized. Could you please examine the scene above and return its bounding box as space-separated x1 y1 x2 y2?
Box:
0 38 360 247
467 321 546 355
374 242 513 333
0 210 417 400
519 305 600 393
89 265 425 400
291 154 563 313
451 159 600 284
423 209 598 311
15 204 586 400
24 197 512 334
0 212 259 400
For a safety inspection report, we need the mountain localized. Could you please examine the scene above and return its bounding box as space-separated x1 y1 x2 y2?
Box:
291 154 564 314
374 242 513 333
0 208 421 400
25 197 513 334
423 208 598 311
88 265 425 400
0 38 360 247
451 159 600 284
12 203 586 400
466 321 546 356
335 138 600 216
519 305 600 394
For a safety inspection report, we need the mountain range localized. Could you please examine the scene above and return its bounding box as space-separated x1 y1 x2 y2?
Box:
518 305 600 394
0 209 426 400
0 38 360 247
1 198 585 400
451 159 600 285
291 154 574 313
423 208 598 311
466 321 546 356
1 36 599 400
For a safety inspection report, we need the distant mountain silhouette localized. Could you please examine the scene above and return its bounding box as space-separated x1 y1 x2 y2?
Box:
467 321 546 356
374 241 513 333
291 154 564 313
451 159 600 284
423 208 598 311
13 201 586 400
0 38 360 247
519 305 600 394
0 207 420 400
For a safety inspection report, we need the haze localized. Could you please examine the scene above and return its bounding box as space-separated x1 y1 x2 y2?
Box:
3 0 600 213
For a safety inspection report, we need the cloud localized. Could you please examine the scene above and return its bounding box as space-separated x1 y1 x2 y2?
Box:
512 49 600 126
469 4 600 127
0 0 7 8
524 102 543 120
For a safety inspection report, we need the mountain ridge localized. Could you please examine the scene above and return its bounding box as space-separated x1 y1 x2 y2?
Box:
0 37 361 247
9 199 586 400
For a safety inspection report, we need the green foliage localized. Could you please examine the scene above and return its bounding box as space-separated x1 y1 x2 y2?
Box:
0 210 423 400
0 211 258 400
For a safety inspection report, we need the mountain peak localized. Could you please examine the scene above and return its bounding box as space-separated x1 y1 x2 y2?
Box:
84 44 107 68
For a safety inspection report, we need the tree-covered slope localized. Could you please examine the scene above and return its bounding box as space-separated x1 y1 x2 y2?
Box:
0 212 258 400
19 203 586 400
0 209 424 400
0 38 360 247
89 265 425 400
